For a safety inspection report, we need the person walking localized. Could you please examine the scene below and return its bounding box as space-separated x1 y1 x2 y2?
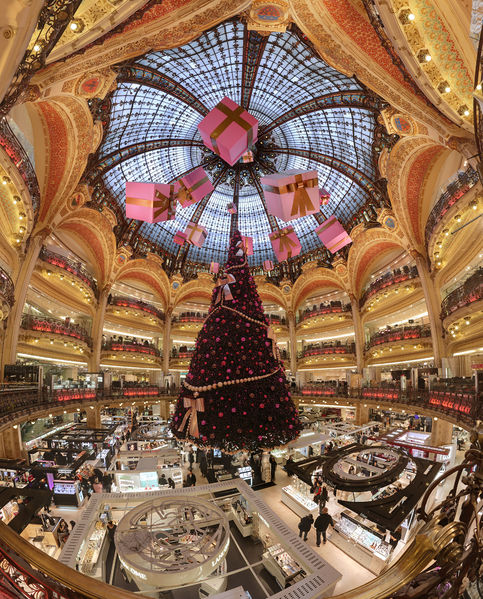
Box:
314 507 335 546
269 454 277 482
186 468 196 487
319 484 329 510
188 447 195 468
298 514 314 541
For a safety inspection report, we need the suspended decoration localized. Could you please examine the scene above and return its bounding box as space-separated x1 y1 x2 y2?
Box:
184 222 208 247
209 261 220 274
125 182 176 223
263 259 274 271
269 226 301 262
241 235 254 256
173 231 187 245
241 149 254 163
320 188 330 206
315 216 352 254
174 166 214 208
227 203 237 214
261 169 319 221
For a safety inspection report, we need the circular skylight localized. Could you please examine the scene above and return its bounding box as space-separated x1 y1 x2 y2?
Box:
89 18 386 270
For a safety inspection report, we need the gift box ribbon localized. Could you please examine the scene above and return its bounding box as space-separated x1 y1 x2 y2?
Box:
177 396 205 438
186 223 206 243
177 176 209 206
210 103 253 154
214 272 236 304
263 174 317 217
271 228 299 259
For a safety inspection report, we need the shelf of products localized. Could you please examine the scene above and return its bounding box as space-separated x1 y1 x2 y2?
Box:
262 543 303 589
78 521 107 577
231 497 253 537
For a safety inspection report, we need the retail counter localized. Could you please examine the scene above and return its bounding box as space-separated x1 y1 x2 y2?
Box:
281 486 318 518
76 521 108 580
262 543 304 589
330 510 391 574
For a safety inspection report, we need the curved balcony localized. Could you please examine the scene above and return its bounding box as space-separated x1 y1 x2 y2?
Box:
0 265 15 308
102 340 161 358
297 302 351 324
173 312 207 324
365 324 431 351
39 247 98 296
424 167 479 247
440 268 483 320
21 315 92 347
109 296 164 321
299 342 355 358
360 265 419 308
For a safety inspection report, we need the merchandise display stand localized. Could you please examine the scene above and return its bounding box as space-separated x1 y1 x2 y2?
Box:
281 486 318 518
262 543 304 589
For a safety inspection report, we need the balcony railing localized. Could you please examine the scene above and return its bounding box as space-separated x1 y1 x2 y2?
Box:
171 347 195 359
440 268 483 320
424 167 479 248
365 324 431 350
299 343 355 358
297 302 351 323
359 265 419 308
21 315 92 347
0 265 15 307
39 247 98 296
102 340 161 358
173 312 207 324
109 296 164 321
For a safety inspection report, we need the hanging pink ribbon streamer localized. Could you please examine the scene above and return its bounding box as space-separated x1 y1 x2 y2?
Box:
177 396 205 437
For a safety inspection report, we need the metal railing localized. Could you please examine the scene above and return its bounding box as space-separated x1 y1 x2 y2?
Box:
21 314 92 347
297 302 350 323
39 247 98 296
299 343 355 358
0 265 15 307
424 167 479 248
101 340 161 358
365 324 431 350
359 265 419 308
172 312 207 324
440 268 483 320
109 296 164 321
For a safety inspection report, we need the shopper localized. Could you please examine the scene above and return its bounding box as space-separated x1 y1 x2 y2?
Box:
319 485 329 509
106 520 117 543
92 478 103 493
186 469 196 487
298 514 314 541
69 520 76 530
314 507 335 546
167 477 175 489
269 454 277 482
159 473 168 486
188 447 195 468
58 520 69 546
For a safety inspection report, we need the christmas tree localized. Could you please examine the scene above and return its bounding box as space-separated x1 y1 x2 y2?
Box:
171 230 302 452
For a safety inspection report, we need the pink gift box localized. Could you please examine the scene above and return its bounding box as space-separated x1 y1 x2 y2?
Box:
125 182 176 223
269 226 301 262
263 260 274 272
198 97 258 166
315 216 352 254
227 203 237 214
241 150 254 163
174 167 214 208
320 188 330 206
241 236 254 256
185 222 208 247
261 169 319 222
209 262 219 274
173 231 187 245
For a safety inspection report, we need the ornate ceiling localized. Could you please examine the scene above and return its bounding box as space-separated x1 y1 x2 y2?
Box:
86 18 392 272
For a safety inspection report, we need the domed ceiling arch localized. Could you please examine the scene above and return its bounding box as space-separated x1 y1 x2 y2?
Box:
86 17 394 277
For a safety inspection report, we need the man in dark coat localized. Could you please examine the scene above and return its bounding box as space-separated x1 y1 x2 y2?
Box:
298 514 314 541
186 469 196 487
314 507 335 546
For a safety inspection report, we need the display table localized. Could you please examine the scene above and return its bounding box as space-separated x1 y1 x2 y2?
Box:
281 486 318 518
330 511 391 575
77 521 108 580
262 543 303 589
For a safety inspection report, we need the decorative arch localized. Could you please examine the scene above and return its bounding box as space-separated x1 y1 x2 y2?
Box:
114 259 170 309
172 277 214 310
291 267 346 312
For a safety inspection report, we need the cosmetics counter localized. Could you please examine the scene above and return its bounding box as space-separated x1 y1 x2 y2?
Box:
281 478 319 518
76 519 109 580
53 479 84 507
262 543 305 589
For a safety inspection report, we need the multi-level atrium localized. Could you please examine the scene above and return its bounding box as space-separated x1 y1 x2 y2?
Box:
0 2 481 599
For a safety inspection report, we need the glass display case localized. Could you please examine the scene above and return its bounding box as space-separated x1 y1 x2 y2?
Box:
53 480 83 507
231 496 253 537
76 521 107 579
262 543 303 588
281 478 318 518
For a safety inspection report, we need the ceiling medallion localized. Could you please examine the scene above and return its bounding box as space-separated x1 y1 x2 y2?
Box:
247 1 290 33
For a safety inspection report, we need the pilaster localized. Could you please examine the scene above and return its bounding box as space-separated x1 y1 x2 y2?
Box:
350 294 365 374
163 309 172 376
88 285 110 372
287 310 297 375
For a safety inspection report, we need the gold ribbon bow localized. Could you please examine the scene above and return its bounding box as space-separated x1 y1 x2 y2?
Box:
186 223 206 244
271 228 299 259
210 103 253 154
177 176 209 207
153 186 175 219
215 272 236 305
263 174 317 218
178 396 205 438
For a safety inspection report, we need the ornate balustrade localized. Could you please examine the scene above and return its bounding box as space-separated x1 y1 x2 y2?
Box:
109 296 164 321
299 343 355 358
359 265 419 308
440 268 483 320
0 266 15 307
173 312 206 324
297 303 351 323
39 248 98 295
21 315 92 347
424 167 479 247
102 341 160 357
171 347 195 359
365 324 431 350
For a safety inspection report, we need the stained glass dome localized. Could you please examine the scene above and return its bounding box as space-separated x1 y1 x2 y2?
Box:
88 18 389 274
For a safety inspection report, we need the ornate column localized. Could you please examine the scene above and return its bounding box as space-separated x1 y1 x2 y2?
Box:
355 403 369 426
0 231 48 381
88 285 110 372
287 310 297 375
1 427 24 459
86 406 101 429
163 308 172 376
430 418 453 446
350 294 365 374
411 250 446 368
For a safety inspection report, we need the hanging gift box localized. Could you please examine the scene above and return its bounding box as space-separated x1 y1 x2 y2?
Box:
209 261 219 274
241 235 254 256
261 169 319 222
241 149 254 163
315 216 352 254
173 231 187 245
198 96 258 166
125 182 176 223
269 226 301 262
227 202 237 214
174 167 214 208
185 222 208 247
320 187 330 206
263 260 274 272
